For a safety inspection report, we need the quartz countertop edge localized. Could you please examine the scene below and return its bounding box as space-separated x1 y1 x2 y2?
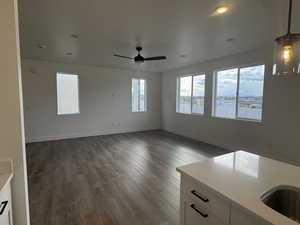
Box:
0 159 13 192
176 151 300 225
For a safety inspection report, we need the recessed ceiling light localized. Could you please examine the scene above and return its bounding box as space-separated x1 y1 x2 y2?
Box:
180 54 187 58
70 34 79 39
38 44 47 49
226 38 235 42
29 68 37 74
214 6 229 15
66 52 73 56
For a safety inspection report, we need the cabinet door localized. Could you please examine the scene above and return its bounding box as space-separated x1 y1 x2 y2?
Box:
181 175 230 225
184 201 208 225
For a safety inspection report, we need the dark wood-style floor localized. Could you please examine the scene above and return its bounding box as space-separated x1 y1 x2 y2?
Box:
26 131 228 225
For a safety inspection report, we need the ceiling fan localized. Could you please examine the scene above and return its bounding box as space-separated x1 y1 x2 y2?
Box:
114 47 167 63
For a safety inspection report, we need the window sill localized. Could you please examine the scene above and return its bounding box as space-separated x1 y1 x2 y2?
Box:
176 112 204 116
57 112 80 116
211 115 262 123
132 111 147 113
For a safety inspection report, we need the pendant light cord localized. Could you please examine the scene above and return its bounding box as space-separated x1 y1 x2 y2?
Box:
287 0 293 34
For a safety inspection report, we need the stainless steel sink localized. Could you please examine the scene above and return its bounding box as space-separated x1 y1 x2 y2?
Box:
261 186 300 223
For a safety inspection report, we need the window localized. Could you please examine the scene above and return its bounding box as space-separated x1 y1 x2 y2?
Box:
132 79 146 112
56 73 79 115
177 74 205 114
213 65 265 121
214 68 238 119
177 76 192 114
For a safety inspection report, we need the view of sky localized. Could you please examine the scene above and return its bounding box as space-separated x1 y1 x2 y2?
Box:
217 65 265 97
193 75 205 97
180 76 192 97
180 65 264 98
180 75 205 97
238 65 265 97
216 68 238 97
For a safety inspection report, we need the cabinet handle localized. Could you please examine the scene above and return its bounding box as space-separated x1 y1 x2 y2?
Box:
191 190 209 203
190 204 208 218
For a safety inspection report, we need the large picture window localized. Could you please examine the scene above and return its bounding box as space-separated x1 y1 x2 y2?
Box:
213 65 265 121
132 79 147 112
177 74 205 114
56 73 79 115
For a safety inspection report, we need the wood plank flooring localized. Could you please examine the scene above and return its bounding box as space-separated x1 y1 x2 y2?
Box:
26 131 229 225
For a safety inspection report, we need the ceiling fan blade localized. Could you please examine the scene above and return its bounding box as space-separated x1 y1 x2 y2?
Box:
114 54 133 60
144 56 167 61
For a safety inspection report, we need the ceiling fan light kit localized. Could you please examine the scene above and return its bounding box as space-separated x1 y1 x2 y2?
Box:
114 46 167 64
274 0 300 76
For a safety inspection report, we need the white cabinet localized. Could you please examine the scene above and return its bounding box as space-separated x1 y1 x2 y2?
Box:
230 205 268 225
182 200 224 225
0 182 13 225
183 200 208 225
180 174 267 225
180 175 230 225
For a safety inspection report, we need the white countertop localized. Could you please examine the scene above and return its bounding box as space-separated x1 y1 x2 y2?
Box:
177 151 300 225
0 160 13 192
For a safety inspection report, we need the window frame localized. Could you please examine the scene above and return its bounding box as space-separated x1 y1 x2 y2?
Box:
131 78 147 113
176 73 206 115
56 72 80 116
212 64 265 122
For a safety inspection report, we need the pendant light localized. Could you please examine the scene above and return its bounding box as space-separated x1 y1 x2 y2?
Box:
274 0 300 76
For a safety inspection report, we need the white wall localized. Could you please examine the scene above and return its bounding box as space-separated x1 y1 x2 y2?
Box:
0 0 30 224
22 46 300 166
162 47 300 165
22 59 161 142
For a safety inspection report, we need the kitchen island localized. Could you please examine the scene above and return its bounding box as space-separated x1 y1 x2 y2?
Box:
177 151 300 225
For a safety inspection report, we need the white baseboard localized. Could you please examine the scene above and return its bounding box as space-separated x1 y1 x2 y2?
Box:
26 127 161 143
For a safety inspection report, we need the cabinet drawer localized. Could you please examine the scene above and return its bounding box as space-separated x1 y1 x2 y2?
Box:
183 200 224 225
182 175 230 225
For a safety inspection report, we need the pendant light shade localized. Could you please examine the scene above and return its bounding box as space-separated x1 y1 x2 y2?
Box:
273 0 300 76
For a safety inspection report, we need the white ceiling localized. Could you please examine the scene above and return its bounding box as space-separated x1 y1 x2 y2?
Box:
19 0 300 72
